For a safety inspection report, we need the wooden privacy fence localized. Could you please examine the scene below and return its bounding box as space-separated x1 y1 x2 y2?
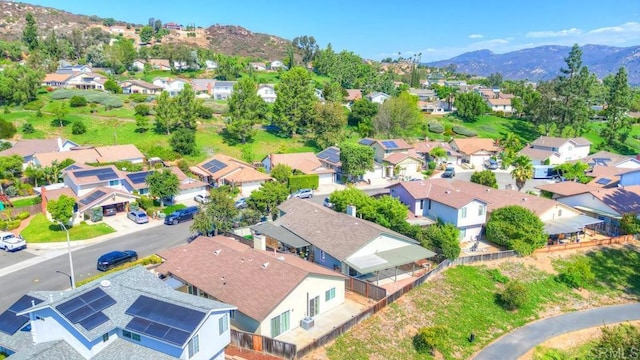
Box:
229 329 297 360
8 204 42 217
344 277 387 301
222 231 254 247
453 250 518 264
534 235 632 253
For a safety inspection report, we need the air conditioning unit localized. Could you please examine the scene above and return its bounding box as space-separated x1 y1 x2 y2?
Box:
300 317 315 330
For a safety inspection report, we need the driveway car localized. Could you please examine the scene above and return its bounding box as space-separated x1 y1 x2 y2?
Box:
235 198 248 209
442 166 456 178
323 197 334 208
194 194 211 204
0 232 27 252
484 159 499 170
96 250 138 271
103 205 117 216
127 210 149 224
290 189 313 199
164 206 199 225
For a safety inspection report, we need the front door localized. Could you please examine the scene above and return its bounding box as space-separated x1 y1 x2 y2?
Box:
309 296 319 317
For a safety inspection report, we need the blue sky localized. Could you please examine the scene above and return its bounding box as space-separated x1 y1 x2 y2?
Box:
24 0 640 62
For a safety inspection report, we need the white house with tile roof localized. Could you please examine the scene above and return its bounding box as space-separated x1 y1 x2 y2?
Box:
519 136 591 165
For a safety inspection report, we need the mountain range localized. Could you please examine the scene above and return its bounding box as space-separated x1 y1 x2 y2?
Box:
425 45 640 85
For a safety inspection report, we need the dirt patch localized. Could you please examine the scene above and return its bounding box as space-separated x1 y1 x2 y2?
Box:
518 320 640 360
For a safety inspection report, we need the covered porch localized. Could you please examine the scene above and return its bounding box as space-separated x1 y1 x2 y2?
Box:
346 245 436 286
544 214 605 245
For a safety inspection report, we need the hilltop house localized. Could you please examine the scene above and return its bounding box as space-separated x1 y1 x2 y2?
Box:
449 138 501 169
190 155 272 197
120 80 163 95
519 136 591 165
358 138 422 179
156 236 346 337
262 152 336 185
0 138 78 167
367 92 391 104
31 144 145 168
270 60 285 70
0 266 235 360
486 98 513 113
65 72 107 90
212 81 236 100
190 79 217 96
152 78 189 96
257 84 277 103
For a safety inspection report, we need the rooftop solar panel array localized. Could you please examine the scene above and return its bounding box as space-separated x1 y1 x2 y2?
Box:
595 178 611 185
74 168 119 181
125 295 205 346
127 171 153 185
358 138 374 146
202 159 227 174
0 295 44 335
382 140 398 149
79 190 106 206
317 147 340 164
56 288 116 331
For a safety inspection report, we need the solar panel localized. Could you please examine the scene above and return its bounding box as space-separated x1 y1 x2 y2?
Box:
78 311 109 331
67 305 94 323
55 297 85 315
79 288 107 304
317 148 341 164
382 140 398 149
146 322 171 338
9 295 44 313
79 190 106 205
596 178 611 185
358 138 374 146
96 169 118 181
127 316 151 332
202 159 227 174
126 295 205 332
0 295 44 335
162 328 191 346
74 168 118 181
127 171 152 185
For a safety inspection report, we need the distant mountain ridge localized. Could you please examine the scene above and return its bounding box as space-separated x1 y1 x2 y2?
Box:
426 44 640 85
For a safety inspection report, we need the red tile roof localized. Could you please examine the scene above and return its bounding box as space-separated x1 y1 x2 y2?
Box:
267 152 334 175
531 136 591 148
451 138 501 155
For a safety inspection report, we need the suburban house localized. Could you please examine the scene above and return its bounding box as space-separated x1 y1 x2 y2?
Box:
0 138 78 166
255 198 436 280
56 64 92 74
120 80 163 95
42 73 72 88
156 235 346 338
344 89 362 107
152 78 189 97
257 84 277 103
270 60 285 70
315 146 384 183
408 88 437 101
65 72 107 90
486 98 513 113
249 62 267 71
190 154 272 197
367 92 391 104
205 60 218 70
261 152 336 185
449 138 501 169
134 59 172 71
390 179 595 241
580 151 640 169
0 266 235 360
31 144 145 168
518 136 591 165
412 140 461 165
124 167 208 201
358 138 422 179
163 22 183 30
190 79 217 96
212 81 236 100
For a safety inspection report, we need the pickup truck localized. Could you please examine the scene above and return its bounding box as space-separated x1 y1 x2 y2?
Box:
0 232 27 252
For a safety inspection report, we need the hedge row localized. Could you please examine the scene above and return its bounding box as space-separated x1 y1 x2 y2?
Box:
452 125 477 137
51 89 123 108
428 122 444 134
288 174 319 192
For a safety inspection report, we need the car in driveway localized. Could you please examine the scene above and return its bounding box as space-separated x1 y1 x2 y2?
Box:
290 188 313 199
164 206 199 225
194 194 211 204
484 159 499 170
103 205 117 216
323 197 334 208
97 250 138 271
235 198 248 209
0 232 26 252
442 166 456 178
127 210 149 224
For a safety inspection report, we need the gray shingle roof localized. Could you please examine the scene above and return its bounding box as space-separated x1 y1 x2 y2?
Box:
250 221 310 248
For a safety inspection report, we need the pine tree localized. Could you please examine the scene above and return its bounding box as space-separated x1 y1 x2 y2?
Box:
601 67 632 147
22 13 39 50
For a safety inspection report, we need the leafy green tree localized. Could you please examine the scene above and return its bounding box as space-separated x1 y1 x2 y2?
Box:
620 213 640 236
524 81 562 136
191 189 239 236
372 195 409 231
285 44 295 70
154 91 177 134
487 73 503 88
454 92 488 121
310 102 346 148
322 81 345 103
510 155 533 191
292 35 319 66
226 77 266 143
247 181 289 216
104 79 122 94
0 64 45 104
173 84 199 129
50 102 70 126
47 195 76 226
499 280 528 310
71 121 87 135
429 147 447 163
372 92 421 137
24 164 45 187
22 13 39 50
485 205 547 255
146 169 179 207
272 67 316 136
0 118 17 139
348 98 378 127
104 38 136 73
102 18 116 27
554 161 589 183
134 104 150 116
240 146 254 164
0 155 23 179
339 143 374 181
328 187 376 215
593 323 640 357
139 26 154 44
271 164 293 184
42 30 61 59
470 170 498 189
601 66 632 148
215 54 243 80
135 115 149 132
501 132 523 152
170 128 197 156
557 257 595 289
422 222 460 260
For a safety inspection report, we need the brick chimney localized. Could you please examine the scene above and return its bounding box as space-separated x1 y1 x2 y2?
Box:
40 186 47 213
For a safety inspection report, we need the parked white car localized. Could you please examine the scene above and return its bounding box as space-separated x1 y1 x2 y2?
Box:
0 232 27 252
194 194 211 204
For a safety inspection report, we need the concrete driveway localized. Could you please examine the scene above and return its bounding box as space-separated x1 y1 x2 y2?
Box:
433 167 554 194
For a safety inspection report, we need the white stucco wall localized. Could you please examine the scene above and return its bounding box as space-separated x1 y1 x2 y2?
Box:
557 193 620 217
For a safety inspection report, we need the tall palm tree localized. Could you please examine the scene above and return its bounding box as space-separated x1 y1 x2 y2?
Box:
510 155 533 191
501 132 522 152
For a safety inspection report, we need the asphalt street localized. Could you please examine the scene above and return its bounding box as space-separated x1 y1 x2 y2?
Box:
0 221 192 311
473 303 640 360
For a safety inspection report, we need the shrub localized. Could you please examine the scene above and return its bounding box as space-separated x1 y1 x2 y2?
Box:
36 109 43 117
288 174 320 192
0 118 17 139
488 268 509 284
444 123 454 136
104 79 122 94
413 326 448 355
557 257 595 289
23 99 44 111
428 122 444 134
196 105 213 119
134 104 150 116
17 211 30 220
145 145 179 161
6 220 20 230
452 125 477 137
499 280 529 310
72 121 87 135
69 95 88 107
129 93 149 103
22 123 35 134
137 196 154 210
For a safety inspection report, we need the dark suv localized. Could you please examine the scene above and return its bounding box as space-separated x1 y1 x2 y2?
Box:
164 206 199 225
97 250 138 271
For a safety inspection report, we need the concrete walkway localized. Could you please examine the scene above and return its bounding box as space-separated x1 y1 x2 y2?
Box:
473 303 640 360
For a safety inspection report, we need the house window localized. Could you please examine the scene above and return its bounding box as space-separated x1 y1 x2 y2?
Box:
230 310 236 320
325 287 336 301
219 315 229 335
122 330 140 342
108 180 119 186
309 296 320 317
320 250 325 260
270 310 290 337
102 333 109 342
558 209 562 217
478 205 485 216
461 228 466 238
461 207 467 219
419 200 424 210
188 334 200 357
188 285 198 296
428 199 432 210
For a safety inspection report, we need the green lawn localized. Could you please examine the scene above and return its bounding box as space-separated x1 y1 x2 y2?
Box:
11 196 41 207
326 248 640 360
532 342 597 360
21 214 115 243
75 255 162 287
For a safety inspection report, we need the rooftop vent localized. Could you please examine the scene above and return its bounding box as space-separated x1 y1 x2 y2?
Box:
214 249 222 256
277 256 285 261
262 262 270 269
100 280 111 288
445 190 451 194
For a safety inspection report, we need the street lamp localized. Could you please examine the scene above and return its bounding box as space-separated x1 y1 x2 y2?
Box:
56 270 73 289
58 222 76 289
